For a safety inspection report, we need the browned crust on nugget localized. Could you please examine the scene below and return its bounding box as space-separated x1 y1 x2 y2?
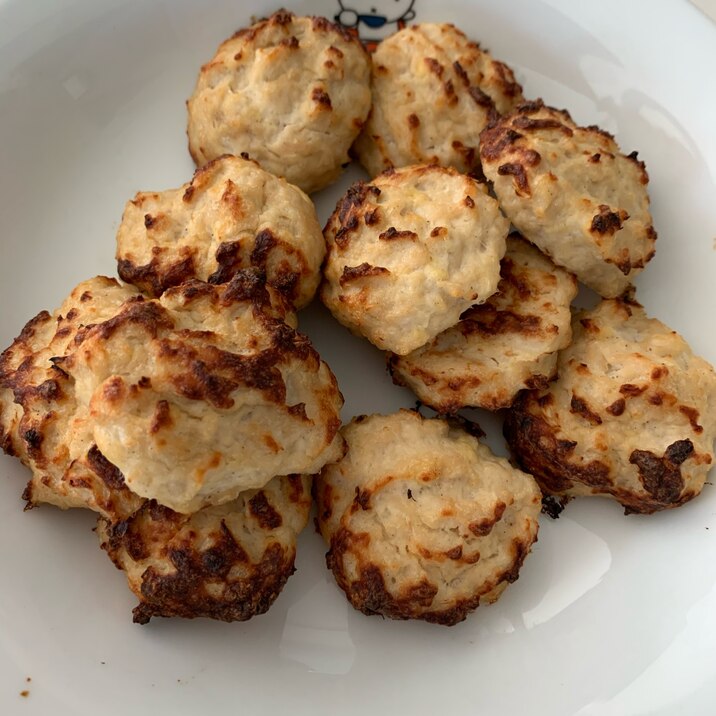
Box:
0 282 147 520
504 394 701 515
330 182 382 250
99 475 311 623
118 249 197 298
71 273 320 416
325 522 534 626
504 399 607 491
339 263 390 286
629 440 693 504
103 513 295 624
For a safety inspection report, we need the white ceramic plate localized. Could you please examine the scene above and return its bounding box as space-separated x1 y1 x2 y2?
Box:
2 1 715 713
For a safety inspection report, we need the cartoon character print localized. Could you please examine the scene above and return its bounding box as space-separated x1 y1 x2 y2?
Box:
335 0 417 51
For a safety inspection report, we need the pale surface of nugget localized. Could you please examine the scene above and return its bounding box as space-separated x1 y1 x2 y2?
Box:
116 155 325 308
504 299 716 514
0 277 144 520
61 271 344 514
480 100 656 298
187 10 371 194
354 23 523 177
321 165 508 355
389 235 577 411
315 410 541 625
98 474 312 624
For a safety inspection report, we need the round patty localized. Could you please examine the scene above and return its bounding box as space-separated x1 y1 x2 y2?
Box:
0 277 146 521
315 410 541 625
98 474 312 623
504 298 716 514
353 23 523 177
116 154 325 309
389 234 577 411
61 271 344 514
187 10 371 194
321 164 508 355
480 99 656 297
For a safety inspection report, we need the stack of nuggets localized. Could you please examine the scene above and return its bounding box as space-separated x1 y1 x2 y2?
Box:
2 8 715 629
388 235 578 411
1 270 344 622
60 274 344 514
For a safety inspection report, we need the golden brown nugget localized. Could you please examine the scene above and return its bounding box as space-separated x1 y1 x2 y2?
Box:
504 298 716 514
116 155 325 308
322 165 508 355
61 271 344 514
354 23 523 176
315 410 541 625
0 277 144 521
187 10 371 194
480 100 656 297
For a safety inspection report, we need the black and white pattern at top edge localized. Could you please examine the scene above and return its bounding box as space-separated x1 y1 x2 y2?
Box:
334 0 417 49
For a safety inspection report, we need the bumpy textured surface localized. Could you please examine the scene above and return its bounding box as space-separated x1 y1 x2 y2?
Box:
354 23 523 177
389 235 577 411
480 100 656 297
0 277 144 521
321 165 508 355
504 299 716 514
61 271 344 514
315 410 541 625
98 474 312 624
116 155 325 309
187 10 371 194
